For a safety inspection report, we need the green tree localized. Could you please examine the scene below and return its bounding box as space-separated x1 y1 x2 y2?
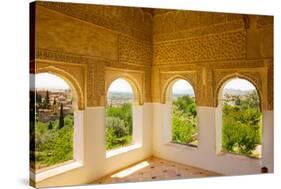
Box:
239 90 260 110
173 95 194 115
59 103 64 129
234 95 241 106
247 91 260 109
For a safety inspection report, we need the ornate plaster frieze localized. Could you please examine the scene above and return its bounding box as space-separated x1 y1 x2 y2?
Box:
153 31 246 65
36 48 106 64
37 1 152 41
36 48 151 69
153 58 268 70
153 10 244 36
153 20 244 42
118 35 152 66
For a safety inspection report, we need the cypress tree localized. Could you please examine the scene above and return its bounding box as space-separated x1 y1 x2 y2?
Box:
38 94 42 108
45 90 50 109
48 121 53 130
59 103 64 129
35 91 42 108
53 98 57 112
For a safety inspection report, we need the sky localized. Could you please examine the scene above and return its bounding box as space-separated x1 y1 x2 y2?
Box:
34 74 255 92
108 78 133 93
172 79 194 94
35 73 70 90
224 78 255 90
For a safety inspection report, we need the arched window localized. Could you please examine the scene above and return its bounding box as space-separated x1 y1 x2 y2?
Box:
32 73 76 170
170 79 198 147
106 78 134 150
218 78 262 158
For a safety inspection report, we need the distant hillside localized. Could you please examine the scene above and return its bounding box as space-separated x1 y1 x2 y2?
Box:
173 89 195 97
108 91 133 99
36 88 70 93
108 89 254 99
223 89 254 96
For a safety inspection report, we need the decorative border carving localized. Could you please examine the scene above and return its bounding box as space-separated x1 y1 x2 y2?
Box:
213 69 265 110
36 48 152 68
153 31 246 65
93 63 106 106
105 68 145 105
160 71 197 104
35 49 153 107
155 60 271 109
86 63 95 107
35 62 86 110
36 48 113 65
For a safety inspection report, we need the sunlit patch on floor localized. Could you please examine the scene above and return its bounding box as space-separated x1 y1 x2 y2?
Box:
93 157 221 184
111 161 150 178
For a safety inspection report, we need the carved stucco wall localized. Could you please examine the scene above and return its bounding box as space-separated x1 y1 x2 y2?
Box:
34 2 273 110
152 10 273 110
35 2 152 107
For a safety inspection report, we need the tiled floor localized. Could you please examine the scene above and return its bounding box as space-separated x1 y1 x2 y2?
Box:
93 156 221 184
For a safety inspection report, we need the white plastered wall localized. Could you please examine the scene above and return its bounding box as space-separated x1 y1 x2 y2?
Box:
261 111 274 172
152 103 274 175
36 103 153 188
34 103 273 187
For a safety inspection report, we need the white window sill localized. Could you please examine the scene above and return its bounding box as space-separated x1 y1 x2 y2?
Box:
106 143 142 159
31 161 83 183
165 142 198 151
217 151 261 160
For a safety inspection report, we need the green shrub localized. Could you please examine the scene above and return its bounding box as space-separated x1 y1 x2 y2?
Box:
105 103 133 150
172 95 198 145
222 122 260 155
106 117 128 137
222 91 262 157
172 115 196 144
105 127 132 150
